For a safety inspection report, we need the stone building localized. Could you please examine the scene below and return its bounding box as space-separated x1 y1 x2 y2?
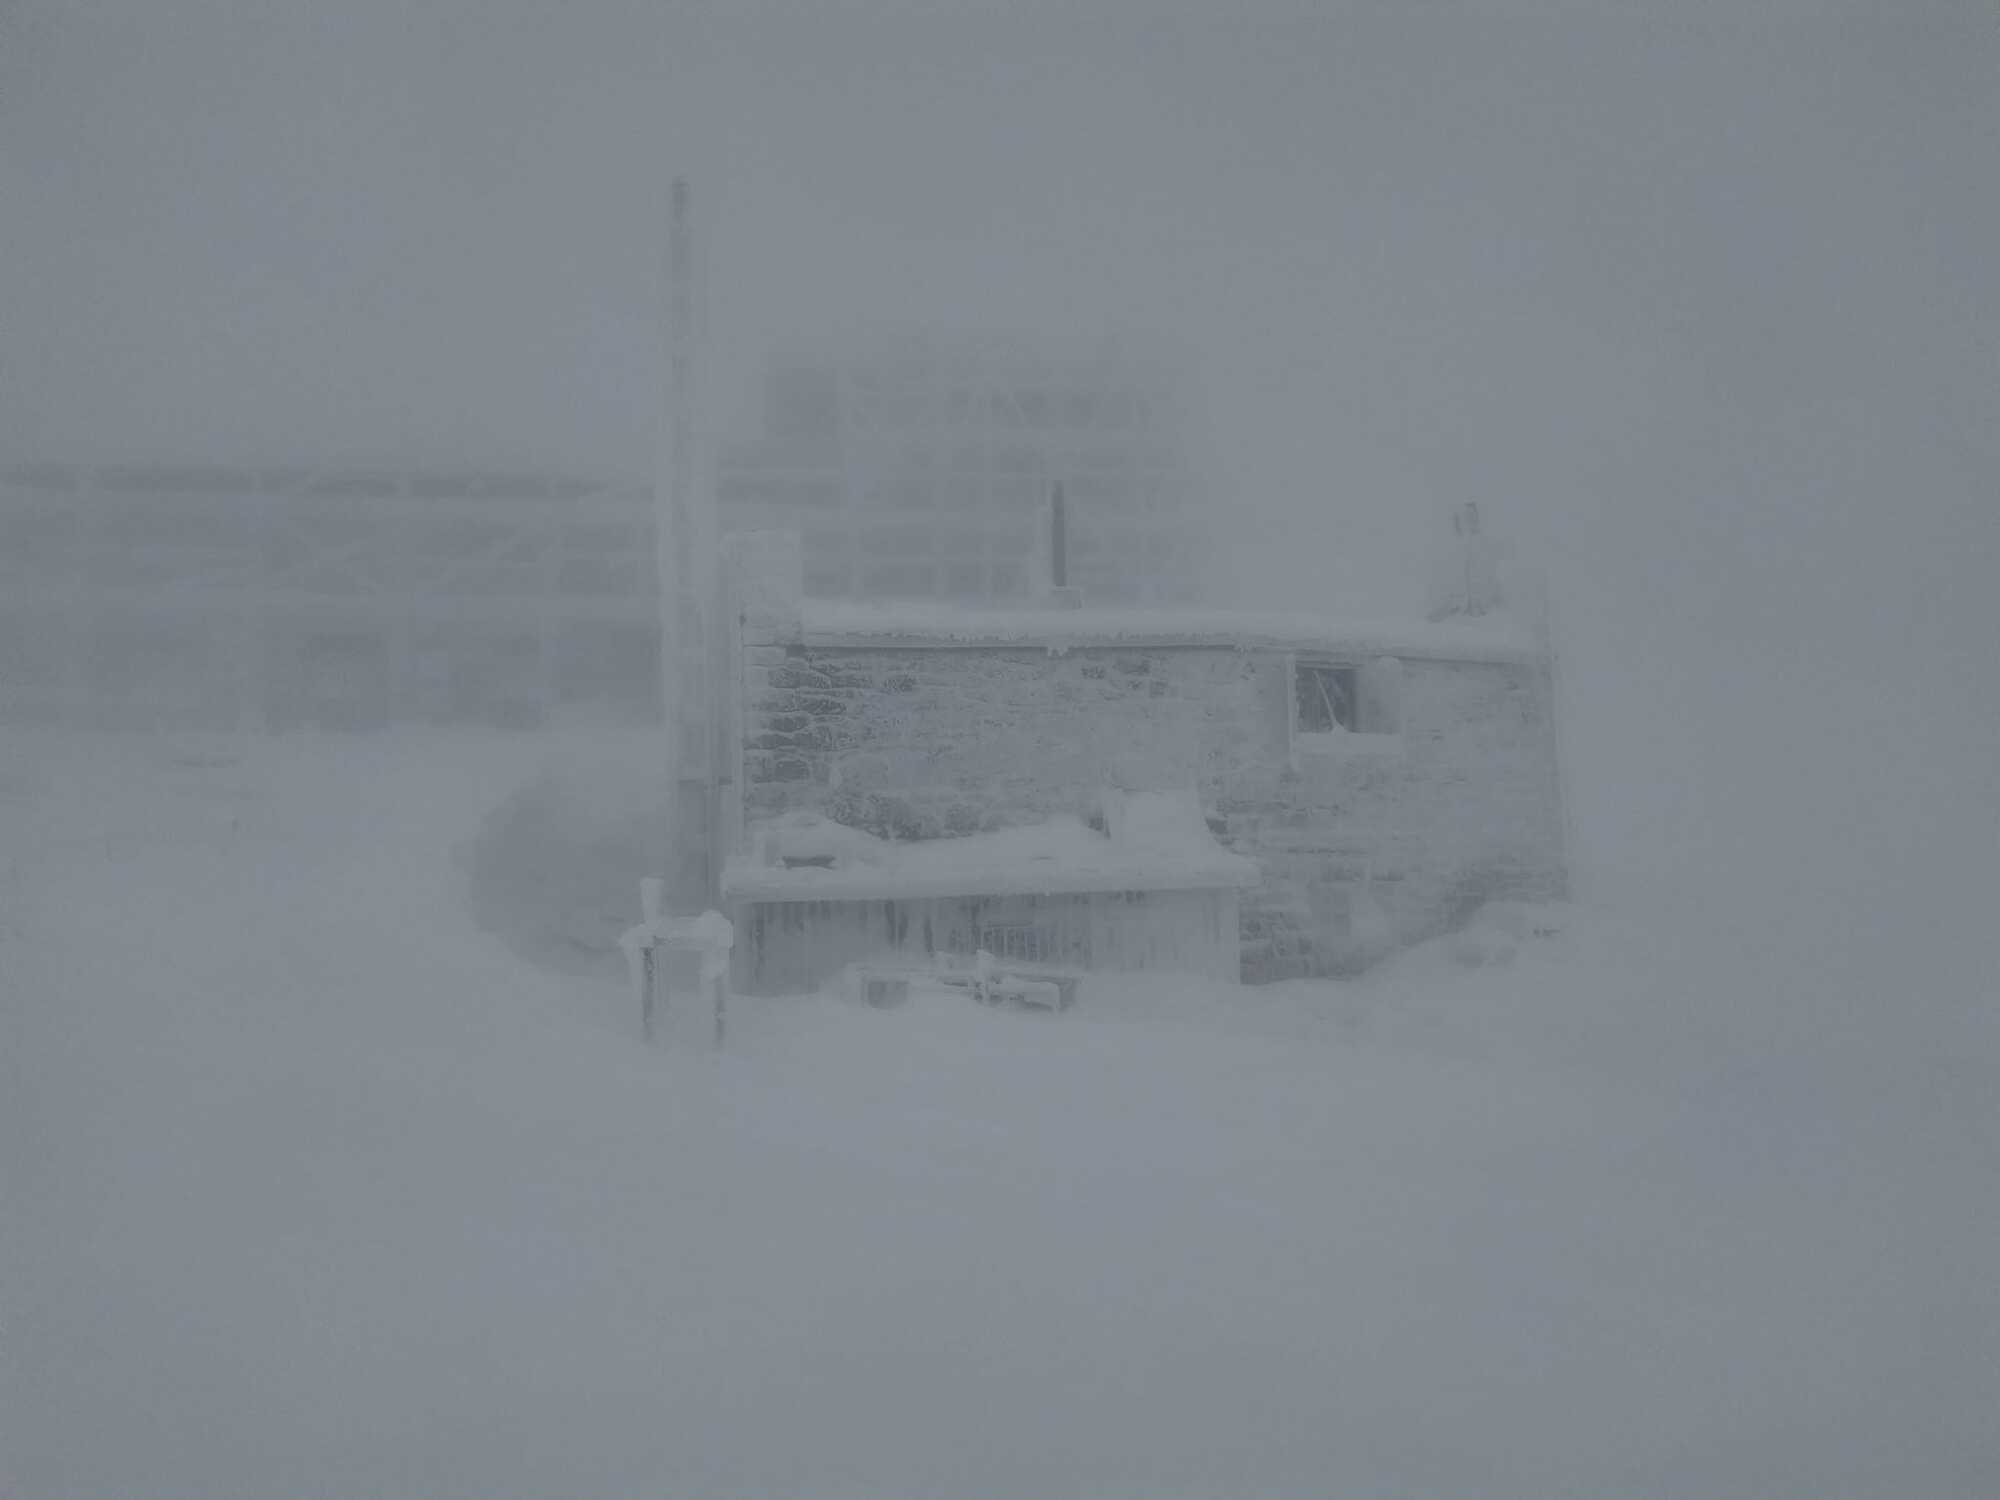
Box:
709 533 1567 991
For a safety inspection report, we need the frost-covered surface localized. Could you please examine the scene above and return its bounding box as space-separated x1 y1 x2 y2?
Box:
737 639 1566 972
799 599 1540 662
724 796 1259 901
5 730 1998 1499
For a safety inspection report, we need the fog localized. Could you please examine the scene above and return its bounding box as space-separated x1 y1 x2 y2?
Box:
4 2 1997 1495
9 0 1993 888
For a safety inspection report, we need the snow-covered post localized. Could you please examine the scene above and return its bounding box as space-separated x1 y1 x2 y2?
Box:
697 910 733 1049
642 875 664 1041
1516 564 1576 901
621 893 734 1050
623 877 665 1042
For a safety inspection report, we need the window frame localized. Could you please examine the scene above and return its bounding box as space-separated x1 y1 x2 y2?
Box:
1288 653 1405 762
1294 661 1360 735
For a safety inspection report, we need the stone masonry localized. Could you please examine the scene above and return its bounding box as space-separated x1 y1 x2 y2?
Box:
736 631 1565 980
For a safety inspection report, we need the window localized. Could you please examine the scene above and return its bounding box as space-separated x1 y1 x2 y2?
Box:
1296 662 1359 734
1292 656 1404 750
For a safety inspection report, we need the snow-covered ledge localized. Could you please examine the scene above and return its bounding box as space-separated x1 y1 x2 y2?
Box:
722 799 1260 905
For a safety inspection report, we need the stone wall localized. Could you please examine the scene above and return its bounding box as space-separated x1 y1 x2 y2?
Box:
738 635 1565 979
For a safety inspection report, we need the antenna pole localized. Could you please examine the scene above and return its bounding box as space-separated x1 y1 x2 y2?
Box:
1050 480 1067 589
656 177 701 906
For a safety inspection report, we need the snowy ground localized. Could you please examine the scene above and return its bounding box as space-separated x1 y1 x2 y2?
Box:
3 729 1995 1498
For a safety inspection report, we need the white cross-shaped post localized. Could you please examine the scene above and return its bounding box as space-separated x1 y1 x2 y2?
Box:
620 878 734 1048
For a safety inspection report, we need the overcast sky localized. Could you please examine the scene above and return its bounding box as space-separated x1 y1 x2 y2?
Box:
3 0 1995 979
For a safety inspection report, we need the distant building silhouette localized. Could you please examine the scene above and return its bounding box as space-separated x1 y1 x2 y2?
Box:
0 462 661 730
0 342 1211 729
716 334 1207 605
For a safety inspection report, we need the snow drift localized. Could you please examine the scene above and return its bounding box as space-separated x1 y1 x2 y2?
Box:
4 728 1996 1500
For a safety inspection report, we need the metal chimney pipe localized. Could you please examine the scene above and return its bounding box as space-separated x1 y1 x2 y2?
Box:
1050 480 1067 589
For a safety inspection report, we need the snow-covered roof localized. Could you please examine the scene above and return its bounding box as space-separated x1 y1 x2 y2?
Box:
723 805 1261 904
796 600 1539 663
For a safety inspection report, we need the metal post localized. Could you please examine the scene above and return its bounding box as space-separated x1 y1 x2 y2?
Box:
1050 480 1067 588
641 944 657 1043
